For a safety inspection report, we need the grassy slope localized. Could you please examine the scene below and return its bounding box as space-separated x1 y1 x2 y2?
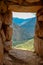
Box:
12 39 34 51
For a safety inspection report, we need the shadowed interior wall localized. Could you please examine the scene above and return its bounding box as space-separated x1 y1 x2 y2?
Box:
0 10 13 65
34 7 43 57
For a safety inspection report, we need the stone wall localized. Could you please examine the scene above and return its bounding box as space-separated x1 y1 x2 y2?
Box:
0 0 43 65
34 7 43 57
0 11 13 65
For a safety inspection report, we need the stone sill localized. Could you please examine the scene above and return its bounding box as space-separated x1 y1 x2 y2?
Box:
9 48 43 65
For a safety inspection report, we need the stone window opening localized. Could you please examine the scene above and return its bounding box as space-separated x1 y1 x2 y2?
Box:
12 12 36 52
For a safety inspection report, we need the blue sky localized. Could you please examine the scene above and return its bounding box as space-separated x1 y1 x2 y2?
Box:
12 12 36 25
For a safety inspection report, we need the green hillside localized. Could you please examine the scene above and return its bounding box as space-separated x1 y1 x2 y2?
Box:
12 39 34 51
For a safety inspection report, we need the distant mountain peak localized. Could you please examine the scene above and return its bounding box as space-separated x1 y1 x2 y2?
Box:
12 17 36 26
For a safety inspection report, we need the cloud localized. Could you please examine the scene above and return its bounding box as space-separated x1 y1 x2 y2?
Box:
12 12 36 19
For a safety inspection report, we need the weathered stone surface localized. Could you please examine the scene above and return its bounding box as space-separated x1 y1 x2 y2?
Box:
37 8 43 17
4 41 12 51
4 53 13 65
4 11 12 25
35 8 43 37
38 15 43 21
26 0 39 2
0 1 7 13
5 26 13 41
34 35 41 55
0 36 3 65
34 8 43 57
0 15 2 29
9 49 41 65
39 60 43 65
35 28 43 37
0 29 6 43
0 6 13 64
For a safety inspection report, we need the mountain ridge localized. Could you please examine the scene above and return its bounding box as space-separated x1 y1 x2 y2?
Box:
12 17 36 26
12 17 36 41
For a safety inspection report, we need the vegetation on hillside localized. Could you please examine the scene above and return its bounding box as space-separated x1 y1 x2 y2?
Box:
12 39 34 51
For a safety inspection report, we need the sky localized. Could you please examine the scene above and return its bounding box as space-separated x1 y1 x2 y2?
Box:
12 12 36 19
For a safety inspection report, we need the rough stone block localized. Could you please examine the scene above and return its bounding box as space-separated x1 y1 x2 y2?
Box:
0 29 6 42
4 11 12 25
0 37 3 65
38 15 43 21
39 60 43 65
5 26 13 41
34 35 40 55
35 21 43 37
18 0 23 5
0 1 8 13
4 41 12 52
38 21 43 29
0 15 2 29
4 53 13 65
36 29 43 37
37 7 43 17
34 35 43 57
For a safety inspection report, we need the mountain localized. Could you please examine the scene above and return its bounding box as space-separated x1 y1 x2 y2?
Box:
12 17 36 41
12 23 30 41
12 17 35 26
20 17 36 37
12 18 24 26
12 23 23 41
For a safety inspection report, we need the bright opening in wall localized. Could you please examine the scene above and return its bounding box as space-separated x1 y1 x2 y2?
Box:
12 12 36 51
